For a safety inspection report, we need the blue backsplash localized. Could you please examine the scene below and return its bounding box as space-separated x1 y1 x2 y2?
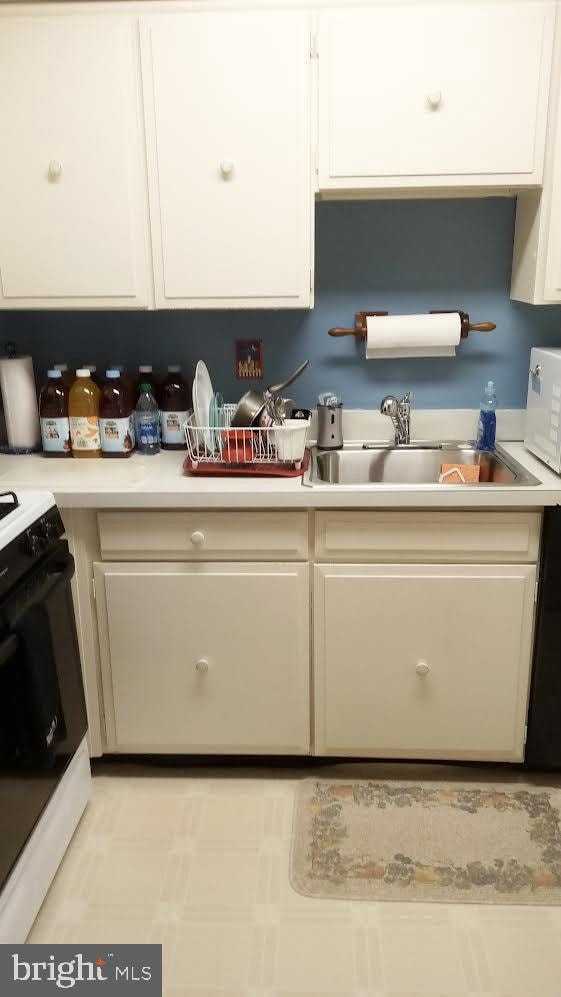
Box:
1 197 560 409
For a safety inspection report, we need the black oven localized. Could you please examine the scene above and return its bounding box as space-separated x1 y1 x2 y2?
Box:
0 505 88 891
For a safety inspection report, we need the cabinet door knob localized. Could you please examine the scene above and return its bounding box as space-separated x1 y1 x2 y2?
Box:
416 661 430 677
195 658 209 673
190 530 205 547
427 91 442 109
219 159 234 178
48 159 63 181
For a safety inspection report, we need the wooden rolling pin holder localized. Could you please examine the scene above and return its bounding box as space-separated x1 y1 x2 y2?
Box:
328 309 496 340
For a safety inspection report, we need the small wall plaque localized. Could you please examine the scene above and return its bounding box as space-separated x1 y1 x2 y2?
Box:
235 339 264 380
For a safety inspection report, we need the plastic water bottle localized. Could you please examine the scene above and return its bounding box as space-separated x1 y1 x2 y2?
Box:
135 384 160 455
475 380 497 451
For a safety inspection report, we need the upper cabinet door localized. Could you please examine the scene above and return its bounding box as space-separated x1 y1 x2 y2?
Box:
0 16 150 309
141 11 313 308
319 3 555 190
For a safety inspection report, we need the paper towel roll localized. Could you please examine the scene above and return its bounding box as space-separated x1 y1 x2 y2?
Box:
365 312 462 359
0 356 41 449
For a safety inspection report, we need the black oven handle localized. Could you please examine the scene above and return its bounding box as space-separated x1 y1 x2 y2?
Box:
49 550 75 585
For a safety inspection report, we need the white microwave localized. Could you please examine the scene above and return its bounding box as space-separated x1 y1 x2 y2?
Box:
525 346 561 473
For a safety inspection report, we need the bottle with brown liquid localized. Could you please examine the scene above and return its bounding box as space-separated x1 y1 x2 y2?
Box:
69 369 101 458
53 363 75 392
39 370 72 458
160 365 191 450
109 364 134 411
99 370 135 458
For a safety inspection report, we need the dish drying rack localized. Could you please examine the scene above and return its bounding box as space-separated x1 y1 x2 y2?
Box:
183 404 310 475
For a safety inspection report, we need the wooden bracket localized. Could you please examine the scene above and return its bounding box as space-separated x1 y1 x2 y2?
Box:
328 311 388 339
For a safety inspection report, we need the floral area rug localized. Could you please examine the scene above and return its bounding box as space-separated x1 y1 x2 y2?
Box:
290 779 561 904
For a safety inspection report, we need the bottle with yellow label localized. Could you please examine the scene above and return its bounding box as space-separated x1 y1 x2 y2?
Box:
69 369 101 458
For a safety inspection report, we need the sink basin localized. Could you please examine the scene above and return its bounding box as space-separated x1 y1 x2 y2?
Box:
308 443 541 486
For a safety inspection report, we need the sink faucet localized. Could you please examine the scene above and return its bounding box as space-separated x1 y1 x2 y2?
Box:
380 392 411 445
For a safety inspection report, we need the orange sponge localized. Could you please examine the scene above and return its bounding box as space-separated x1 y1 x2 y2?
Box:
439 463 481 484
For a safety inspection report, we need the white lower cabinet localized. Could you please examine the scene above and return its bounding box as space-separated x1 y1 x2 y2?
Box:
94 561 310 754
314 563 536 761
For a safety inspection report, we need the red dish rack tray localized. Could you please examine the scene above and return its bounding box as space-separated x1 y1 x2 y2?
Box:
183 406 311 477
183 449 311 477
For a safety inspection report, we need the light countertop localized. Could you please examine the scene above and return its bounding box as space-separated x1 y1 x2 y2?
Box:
0 442 558 509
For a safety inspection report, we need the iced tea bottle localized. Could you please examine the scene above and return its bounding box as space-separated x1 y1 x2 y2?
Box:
159 365 191 450
69 369 101 458
39 370 72 458
53 363 74 392
109 364 134 411
99 370 135 458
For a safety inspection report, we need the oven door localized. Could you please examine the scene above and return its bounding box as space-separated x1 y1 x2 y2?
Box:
0 545 88 889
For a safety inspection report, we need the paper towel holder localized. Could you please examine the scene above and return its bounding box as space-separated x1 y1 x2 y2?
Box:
328 310 496 340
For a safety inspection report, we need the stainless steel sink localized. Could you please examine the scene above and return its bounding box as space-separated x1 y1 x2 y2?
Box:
307 443 541 486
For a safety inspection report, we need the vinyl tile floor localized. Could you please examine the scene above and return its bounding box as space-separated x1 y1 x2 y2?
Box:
27 759 561 997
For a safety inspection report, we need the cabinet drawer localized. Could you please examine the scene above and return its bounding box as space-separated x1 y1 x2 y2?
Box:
98 511 308 560
315 511 541 563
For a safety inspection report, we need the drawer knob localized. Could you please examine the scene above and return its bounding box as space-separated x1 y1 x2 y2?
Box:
427 91 442 109
530 364 542 377
416 661 430 677
48 159 63 181
195 658 209 673
190 530 206 547
219 159 234 178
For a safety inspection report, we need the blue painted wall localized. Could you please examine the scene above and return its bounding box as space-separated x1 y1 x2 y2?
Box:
1 197 560 409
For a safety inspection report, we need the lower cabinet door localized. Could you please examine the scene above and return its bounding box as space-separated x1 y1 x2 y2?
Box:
95 562 310 753
314 564 536 761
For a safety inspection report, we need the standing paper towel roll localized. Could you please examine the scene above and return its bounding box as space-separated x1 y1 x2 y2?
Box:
365 312 462 359
0 356 41 449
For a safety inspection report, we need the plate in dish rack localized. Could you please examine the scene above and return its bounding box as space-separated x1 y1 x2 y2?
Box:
192 361 214 450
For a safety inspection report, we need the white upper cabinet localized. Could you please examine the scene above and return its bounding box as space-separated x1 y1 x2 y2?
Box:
0 16 150 309
141 11 313 309
512 14 561 303
318 3 555 191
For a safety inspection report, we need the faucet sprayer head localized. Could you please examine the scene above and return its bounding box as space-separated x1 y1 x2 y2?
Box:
380 395 399 417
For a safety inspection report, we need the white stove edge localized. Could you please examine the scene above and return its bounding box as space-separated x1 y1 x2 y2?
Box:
0 737 91 944
0 490 55 550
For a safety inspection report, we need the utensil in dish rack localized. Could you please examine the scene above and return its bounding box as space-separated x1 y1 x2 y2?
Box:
264 393 295 425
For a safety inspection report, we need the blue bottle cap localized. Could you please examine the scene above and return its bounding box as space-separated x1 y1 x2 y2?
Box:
167 365 181 373
48 369 62 378
106 369 120 379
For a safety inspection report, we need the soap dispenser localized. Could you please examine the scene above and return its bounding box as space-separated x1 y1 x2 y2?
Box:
317 393 343 450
